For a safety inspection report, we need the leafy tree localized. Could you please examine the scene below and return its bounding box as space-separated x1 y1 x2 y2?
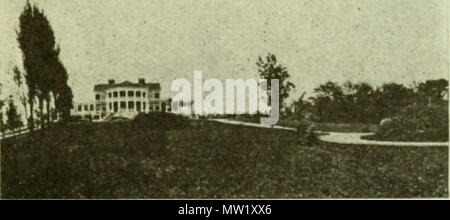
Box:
344 82 375 123
417 79 448 106
311 81 345 122
315 81 345 99
310 81 418 124
16 1 73 128
373 83 414 121
6 97 23 131
48 53 73 123
291 92 313 120
16 1 58 129
354 83 376 123
13 66 29 121
256 53 295 112
54 84 73 123
0 99 5 137
17 1 37 130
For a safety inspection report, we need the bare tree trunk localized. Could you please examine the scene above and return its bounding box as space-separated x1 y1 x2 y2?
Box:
39 98 44 129
46 98 51 127
22 103 28 123
50 108 54 124
29 96 34 131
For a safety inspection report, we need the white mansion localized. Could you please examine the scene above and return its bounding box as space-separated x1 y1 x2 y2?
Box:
71 78 167 121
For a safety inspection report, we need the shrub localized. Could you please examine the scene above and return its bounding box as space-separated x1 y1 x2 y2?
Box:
68 115 83 123
296 119 318 145
367 104 448 142
133 112 191 130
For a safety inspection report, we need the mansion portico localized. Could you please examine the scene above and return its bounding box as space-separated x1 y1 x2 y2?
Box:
71 78 164 121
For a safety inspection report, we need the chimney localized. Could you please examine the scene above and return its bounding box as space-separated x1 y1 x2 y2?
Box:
108 79 115 85
138 78 145 84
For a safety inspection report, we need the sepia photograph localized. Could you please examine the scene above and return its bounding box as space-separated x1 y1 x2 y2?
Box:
0 0 448 203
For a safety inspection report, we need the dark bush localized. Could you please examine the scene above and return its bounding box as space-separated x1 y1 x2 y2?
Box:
366 104 448 142
68 115 83 123
296 119 318 145
133 112 191 130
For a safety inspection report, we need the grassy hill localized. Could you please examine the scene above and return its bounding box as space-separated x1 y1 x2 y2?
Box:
1 119 447 198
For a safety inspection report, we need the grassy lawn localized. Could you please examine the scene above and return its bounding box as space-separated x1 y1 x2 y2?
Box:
1 121 447 199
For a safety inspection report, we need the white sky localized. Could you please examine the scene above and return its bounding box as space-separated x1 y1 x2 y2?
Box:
0 0 448 104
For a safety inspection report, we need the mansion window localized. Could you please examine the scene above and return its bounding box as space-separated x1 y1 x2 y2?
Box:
154 93 160 99
84 105 88 111
113 102 118 112
136 102 141 112
78 105 82 111
113 92 118 98
120 101 126 109
109 93 112 98
95 94 100 100
136 91 141 97
90 104 94 111
120 91 126 97
143 92 146 97
128 101 134 110
128 91 134 97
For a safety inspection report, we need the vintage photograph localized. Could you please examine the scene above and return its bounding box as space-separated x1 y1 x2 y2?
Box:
0 0 448 200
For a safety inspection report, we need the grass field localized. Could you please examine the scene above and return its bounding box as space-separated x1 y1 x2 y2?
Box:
1 121 447 199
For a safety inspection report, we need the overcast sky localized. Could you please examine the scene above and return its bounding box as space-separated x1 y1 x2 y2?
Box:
0 0 448 103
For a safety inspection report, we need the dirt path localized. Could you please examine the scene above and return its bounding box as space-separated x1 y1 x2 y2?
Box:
209 118 296 131
209 118 449 147
319 132 449 147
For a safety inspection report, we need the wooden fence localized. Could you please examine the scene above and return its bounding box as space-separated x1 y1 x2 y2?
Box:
0 126 30 140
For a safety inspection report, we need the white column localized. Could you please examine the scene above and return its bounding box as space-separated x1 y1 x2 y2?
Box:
145 90 149 113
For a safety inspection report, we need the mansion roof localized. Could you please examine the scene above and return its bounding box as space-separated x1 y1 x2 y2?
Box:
94 80 161 92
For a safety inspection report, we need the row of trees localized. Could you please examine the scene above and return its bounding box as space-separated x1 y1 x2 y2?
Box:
288 79 448 124
14 1 73 130
254 53 448 126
